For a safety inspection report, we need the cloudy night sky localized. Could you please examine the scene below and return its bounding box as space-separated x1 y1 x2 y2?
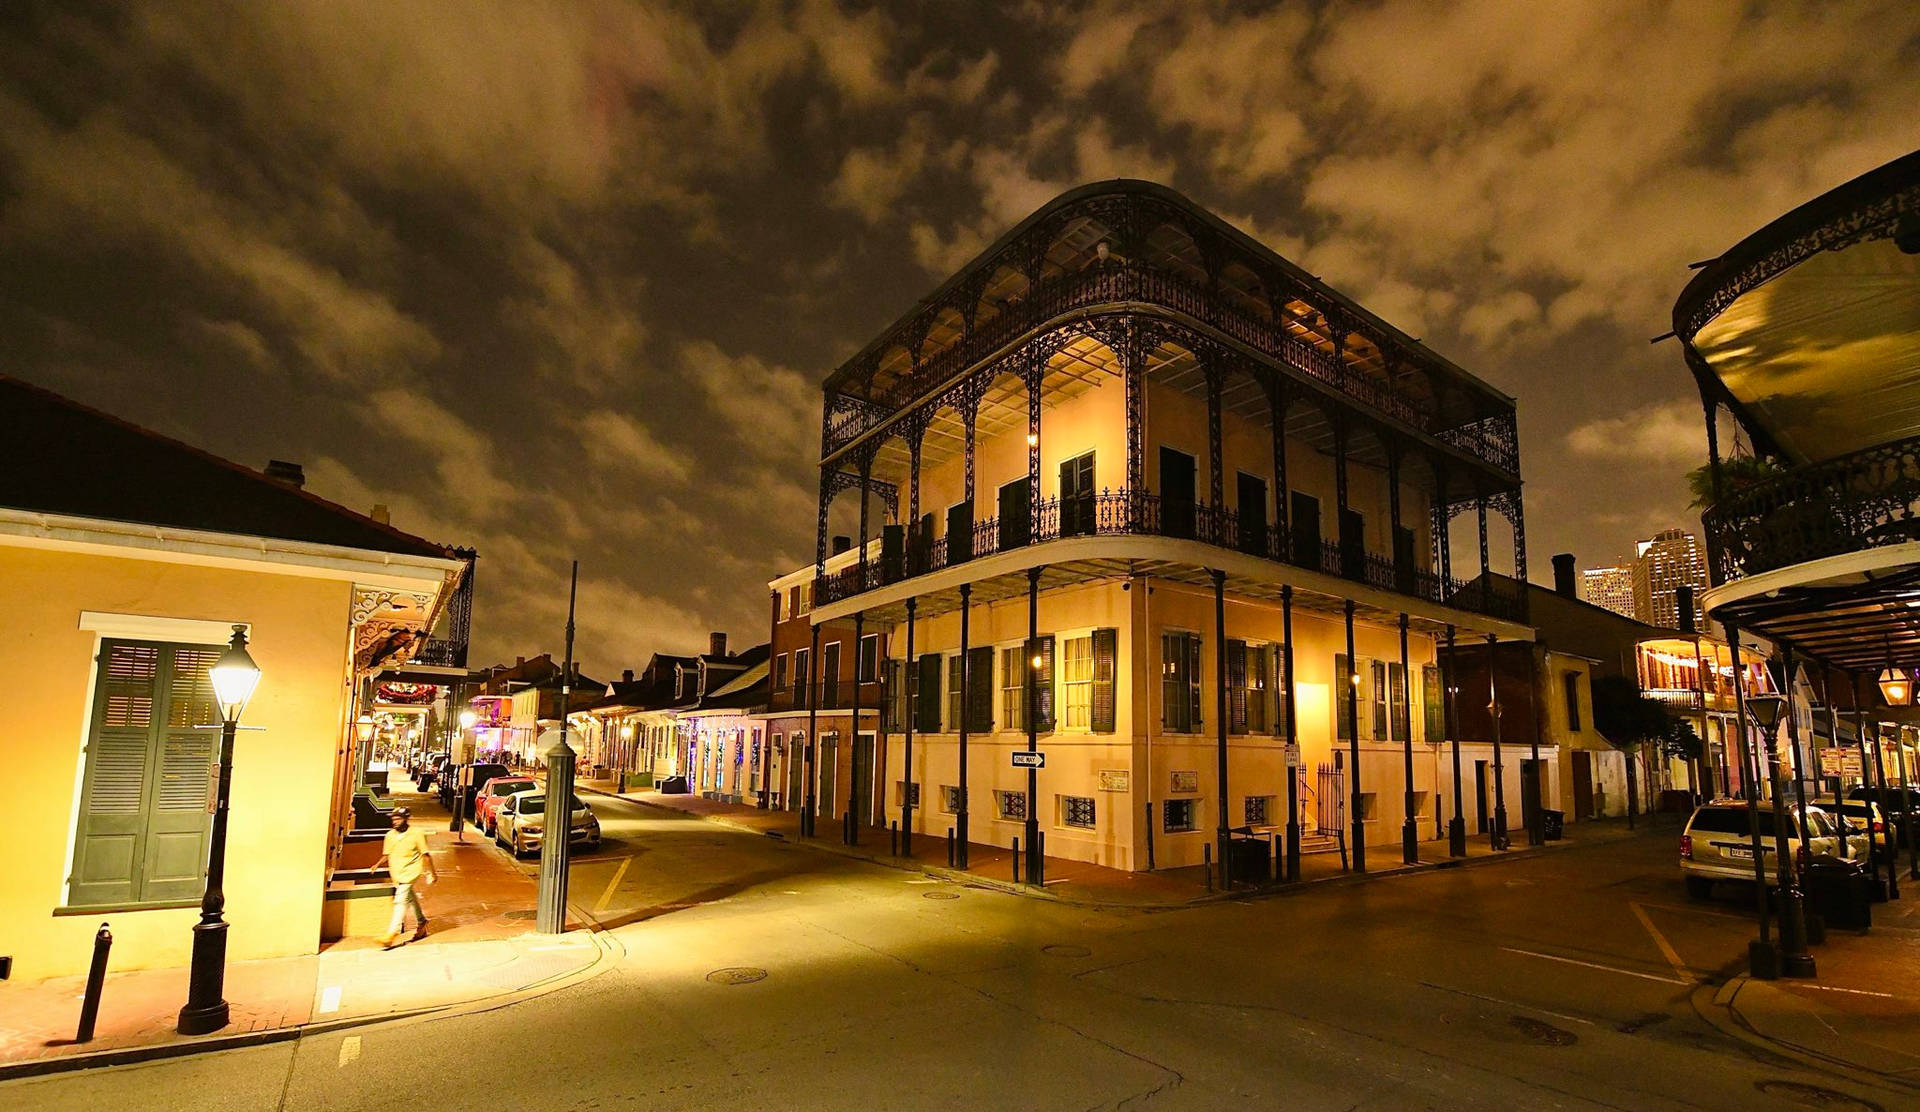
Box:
2 2 1915 677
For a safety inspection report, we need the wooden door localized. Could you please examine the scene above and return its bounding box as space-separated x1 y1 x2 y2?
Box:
1572 750 1595 820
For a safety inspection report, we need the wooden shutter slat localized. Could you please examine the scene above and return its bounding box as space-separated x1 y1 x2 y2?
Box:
1228 640 1248 734
968 646 994 733
1091 628 1116 734
1035 635 1056 732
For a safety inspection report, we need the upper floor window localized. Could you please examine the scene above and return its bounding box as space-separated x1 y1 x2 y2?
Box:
1163 631 1202 733
1563 672 1581 730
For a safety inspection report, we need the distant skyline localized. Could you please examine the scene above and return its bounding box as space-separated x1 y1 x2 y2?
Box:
3 3 1915 676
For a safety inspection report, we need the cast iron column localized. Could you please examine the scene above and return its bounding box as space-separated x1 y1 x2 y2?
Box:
1783 647 1815 871
537 561 579 936
1399 613 1417 865
903 598 916 856
1826 667 1848 859
1282 586 1301 881
804 623 820 837
957 584 972 868
1025 566 1043 884
1895 724 1918 881
1731 627 1780 978
1762 654 1815 977
850 611 864 836
1212 569 1231 889
1488 634 1509 851
1345 599 1364 872
1445 625 1466 857
176 685 241 1035
1859 674 1898 899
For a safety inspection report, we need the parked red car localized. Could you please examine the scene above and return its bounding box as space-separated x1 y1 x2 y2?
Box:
474 775 537 834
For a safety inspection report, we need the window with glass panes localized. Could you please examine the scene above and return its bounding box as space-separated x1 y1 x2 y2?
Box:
995 789 1027 821
940 785 962 814
948 655 965 730
1001 646 1025 730
858 633 879 683
1061 795 1096 828
1163 632 1202 732
1162 797 1197 832
1228 641 1282 735
885 660 907 730
793 647 810 706
1062 634 1093 729
1244 795 1272 826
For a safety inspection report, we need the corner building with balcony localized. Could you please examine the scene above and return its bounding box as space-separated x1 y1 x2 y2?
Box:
805 181 1542 875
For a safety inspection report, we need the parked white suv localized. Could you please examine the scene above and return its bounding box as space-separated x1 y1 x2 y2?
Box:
1680 799 1858 898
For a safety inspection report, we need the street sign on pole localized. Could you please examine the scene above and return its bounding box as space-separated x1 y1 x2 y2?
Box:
1283 743 1302 768
1011 750 1045 769
1820 746 1861 777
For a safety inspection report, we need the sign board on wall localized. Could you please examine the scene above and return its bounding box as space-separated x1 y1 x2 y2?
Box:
1819 747 1862 777
1098 770 1130 792
1170 771 1198 793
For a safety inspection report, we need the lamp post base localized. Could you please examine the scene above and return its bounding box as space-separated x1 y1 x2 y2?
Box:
1447 817 1467 858
1402 817 1419 865
176 920 231 1035
1747 939 1782 981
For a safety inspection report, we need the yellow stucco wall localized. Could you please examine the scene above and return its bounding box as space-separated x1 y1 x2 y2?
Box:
1 545 353 980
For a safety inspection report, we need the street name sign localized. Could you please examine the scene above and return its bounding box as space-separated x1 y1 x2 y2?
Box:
1011 750 1045 769
1819 746 1862 777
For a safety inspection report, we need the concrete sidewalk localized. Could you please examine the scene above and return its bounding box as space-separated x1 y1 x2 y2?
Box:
0 786 611 1079
577 778 1653 908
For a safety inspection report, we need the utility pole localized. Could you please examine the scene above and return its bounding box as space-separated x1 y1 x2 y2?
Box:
538 561 578 935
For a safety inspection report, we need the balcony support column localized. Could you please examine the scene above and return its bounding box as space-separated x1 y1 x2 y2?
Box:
851 611 864 835
1859 673 1899 899
1026 358 1042 543
1488 634 1509 851
1334 417 1351 578
1400 613 1417 865
1387 445 1404 591
957 583 972 869
804 622 820 837
1206 361 1224 544
1269 379 1290 558
907 428 924 572
1124 323 1145 528
1345 599 1364 873
1782 646 1815 878
1445 625 1466 857
1282 585 1300 881
857 458 872 590
1212 569 1230 890
962 390 978 507
903 597 917 857
814 466 832 587
1434 463 1453 600
1477 494 1492 614
1024 566 1043 885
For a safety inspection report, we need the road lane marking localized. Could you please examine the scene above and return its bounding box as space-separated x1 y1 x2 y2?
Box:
1630 902 1693 981
594 856 633 912
1792 983 1896 998
1419 982 1597 1026
1500 946 1694 985
337 1035 361 1067
318 985 342 1014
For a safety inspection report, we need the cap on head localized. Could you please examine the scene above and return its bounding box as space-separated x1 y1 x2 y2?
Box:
392 806 410 818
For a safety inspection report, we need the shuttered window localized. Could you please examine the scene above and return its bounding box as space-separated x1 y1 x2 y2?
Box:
1032 635 1056 733
70 639 223 908
966 646 994 733
1163 633 1202 733
1336 653 1354 741
1090 628 1117 734
948 655 966 731
1062 635 1093 729
915 653 943 733
1424 665 1445 742
1227 640 1249 734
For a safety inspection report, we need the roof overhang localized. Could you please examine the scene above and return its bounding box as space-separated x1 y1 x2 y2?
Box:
1701 539 1920 671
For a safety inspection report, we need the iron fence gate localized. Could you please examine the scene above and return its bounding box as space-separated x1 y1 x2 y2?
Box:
1316 763 1346 836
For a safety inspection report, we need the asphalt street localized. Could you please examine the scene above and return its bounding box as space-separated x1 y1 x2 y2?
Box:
6 797 1908 1111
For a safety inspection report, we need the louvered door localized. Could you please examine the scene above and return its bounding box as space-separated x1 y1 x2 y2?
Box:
70 639 220 906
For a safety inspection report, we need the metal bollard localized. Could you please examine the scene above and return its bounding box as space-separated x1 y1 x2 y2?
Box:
844 810 853 846
1013 836 1022 884
1145 800 1155 871
947 827 955 867
1033 829 1046 886
890 820 899 857
1203 844 1214 894
76 923 112 1043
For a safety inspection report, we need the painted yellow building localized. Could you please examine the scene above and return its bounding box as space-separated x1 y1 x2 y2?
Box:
2 376 468 978
794 182 1543 879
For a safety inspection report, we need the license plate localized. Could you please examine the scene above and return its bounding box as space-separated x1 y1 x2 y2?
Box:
1723 845 1753 859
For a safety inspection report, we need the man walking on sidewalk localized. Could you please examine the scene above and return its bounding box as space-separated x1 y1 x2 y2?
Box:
373 807 435 949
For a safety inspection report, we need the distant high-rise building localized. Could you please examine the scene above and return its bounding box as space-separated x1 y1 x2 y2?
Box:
1631 529 1708 630
1581 563 1635 619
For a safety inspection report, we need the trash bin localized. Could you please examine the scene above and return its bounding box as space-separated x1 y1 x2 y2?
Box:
1226 828 1272 884
1541 810 1565 841
1804 855 1871 930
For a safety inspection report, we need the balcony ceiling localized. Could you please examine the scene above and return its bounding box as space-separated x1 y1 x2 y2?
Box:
1693 236 1920 464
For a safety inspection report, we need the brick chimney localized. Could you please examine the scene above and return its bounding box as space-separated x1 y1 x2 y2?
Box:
264 459 305 488
370 503 391 525
623 669 634 683
710 631 728 658
1552 553 1576 599
1676 585 1696 633
832 535 852 555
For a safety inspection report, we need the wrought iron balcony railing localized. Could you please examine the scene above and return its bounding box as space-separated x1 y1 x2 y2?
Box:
827 261 1520 475
1702 434 1920 584
817 488 1527 624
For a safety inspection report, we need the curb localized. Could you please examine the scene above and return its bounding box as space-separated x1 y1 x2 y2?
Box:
0 927 623 1083
1688 975 1920 1094
584 785 1647 910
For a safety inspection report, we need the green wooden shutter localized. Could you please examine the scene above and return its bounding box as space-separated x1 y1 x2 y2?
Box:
1423 665 1444 741
967 646 994 733
1034 636 1056 732
1272 648 1290 737
1335 653 1351 741
915 653 942 733
1227 640 1248 735
1090 628 1116 734
71 640 219 907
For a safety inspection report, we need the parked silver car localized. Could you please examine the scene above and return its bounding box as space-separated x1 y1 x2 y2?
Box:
494 790 600 858
1680 799 1862 897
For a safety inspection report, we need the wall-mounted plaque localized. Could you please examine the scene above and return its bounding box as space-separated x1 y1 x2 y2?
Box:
1098 770 1130 792
1170 771 1198 794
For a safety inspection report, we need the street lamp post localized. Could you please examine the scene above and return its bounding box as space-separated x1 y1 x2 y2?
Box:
1875 665 1917 882
1728 628 1780 980
1747 690 1815 977
178 625 261 1035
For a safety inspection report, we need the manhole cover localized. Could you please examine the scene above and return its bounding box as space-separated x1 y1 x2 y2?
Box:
923 890 960 900
502 909 538 920
1041 944 1092 958
1509 1016 1578 1047
1755 1080 1883 1111
706 967 767 986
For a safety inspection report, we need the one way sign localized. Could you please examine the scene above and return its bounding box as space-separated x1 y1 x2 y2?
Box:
1011 750 1046 769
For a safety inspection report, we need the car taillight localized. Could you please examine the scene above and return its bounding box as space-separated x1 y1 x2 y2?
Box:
1680 835 1692 860
1874 821 1884 833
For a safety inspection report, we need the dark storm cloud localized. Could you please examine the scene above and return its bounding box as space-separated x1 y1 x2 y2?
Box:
2 1 1915 674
